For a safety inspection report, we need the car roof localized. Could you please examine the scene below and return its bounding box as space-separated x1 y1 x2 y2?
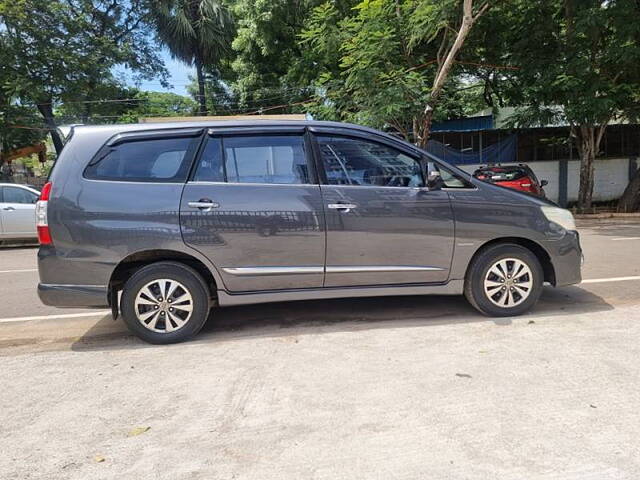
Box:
73 119 384 135
0 183 40 193
70 120 419 152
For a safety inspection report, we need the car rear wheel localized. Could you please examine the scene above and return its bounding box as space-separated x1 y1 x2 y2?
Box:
121 261 210 344
464 243 543 317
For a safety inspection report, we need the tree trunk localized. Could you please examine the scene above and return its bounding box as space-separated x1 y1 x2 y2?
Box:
416 0 490 147
195 58 208 116
574 125 606 213
36 102 64 156
618 163 640 212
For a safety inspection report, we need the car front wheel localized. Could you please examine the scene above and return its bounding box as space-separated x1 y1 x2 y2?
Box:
464 243 544 317
121 262 210 344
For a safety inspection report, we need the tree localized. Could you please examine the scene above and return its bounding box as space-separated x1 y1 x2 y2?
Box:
153 0 234 116
226 0 355 113
0 0 167 154
299 0 490 146
480 0 640 211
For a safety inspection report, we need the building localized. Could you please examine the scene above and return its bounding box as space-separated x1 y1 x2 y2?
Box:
430 108 640 207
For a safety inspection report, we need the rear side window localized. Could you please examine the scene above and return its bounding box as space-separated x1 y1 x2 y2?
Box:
192 135 310 185
224 136 309 184
85 136 196 182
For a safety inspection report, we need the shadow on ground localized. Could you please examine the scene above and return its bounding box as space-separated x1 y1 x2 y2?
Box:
69 285 613 352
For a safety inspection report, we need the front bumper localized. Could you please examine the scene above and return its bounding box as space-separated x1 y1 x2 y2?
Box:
38 283 109 308
545 230 582 287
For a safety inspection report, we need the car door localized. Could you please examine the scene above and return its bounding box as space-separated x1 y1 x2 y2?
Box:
180 129 326 292
312 132 455 287
0 186 38 238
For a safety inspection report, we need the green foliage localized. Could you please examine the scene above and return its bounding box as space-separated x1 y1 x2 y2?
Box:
298 0 488 140
0 0 167 153
0 101 46 154
225 0 354 112
153 0 234 114
481 0 640 129
154 0 234 66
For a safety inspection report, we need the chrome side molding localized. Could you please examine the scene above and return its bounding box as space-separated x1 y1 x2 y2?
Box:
222 265 445 276
222 266 324 276
326 265 445 273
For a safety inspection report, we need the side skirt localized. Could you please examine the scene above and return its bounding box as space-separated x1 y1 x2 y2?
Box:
217 280 464 307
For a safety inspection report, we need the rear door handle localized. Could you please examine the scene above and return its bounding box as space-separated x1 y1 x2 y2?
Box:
2 206 15 211
327 203 357 212
188 200 220 210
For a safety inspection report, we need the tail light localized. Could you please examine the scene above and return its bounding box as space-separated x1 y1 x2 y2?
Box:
36 182 52 245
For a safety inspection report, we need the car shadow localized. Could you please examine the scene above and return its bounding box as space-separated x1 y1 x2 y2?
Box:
70 285 613 352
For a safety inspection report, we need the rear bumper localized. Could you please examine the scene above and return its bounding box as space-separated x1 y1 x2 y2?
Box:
37 283 109 308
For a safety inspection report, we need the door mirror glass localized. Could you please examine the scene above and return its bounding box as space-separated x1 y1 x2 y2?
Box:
425 162 444 190
541 179 548 187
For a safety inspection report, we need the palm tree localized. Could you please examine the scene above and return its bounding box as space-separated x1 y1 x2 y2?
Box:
153 0 234 116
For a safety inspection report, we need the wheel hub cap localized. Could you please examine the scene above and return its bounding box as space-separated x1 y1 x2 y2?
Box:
484 258 533 308
134 279 193 333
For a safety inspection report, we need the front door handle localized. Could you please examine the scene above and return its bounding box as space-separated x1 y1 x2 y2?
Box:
327 203 357 212
188 199 220 210
2 206 15 211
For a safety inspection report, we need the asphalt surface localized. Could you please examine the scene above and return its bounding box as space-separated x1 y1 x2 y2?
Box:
1 219 639 479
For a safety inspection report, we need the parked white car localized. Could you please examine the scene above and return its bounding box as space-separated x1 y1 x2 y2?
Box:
0 183 40 242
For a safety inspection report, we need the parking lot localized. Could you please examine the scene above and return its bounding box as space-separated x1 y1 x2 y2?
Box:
1 218 640 479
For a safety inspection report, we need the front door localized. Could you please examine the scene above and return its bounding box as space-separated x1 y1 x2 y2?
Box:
0 185 38 237
313 134 454 287
180 132 326 292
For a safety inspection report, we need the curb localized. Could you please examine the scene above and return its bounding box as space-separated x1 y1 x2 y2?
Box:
575 212 640 219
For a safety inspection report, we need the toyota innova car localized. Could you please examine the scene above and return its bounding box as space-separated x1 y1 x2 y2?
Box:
37 121 582 344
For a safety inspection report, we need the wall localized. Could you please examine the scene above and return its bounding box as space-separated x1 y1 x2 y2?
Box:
458 157 637 205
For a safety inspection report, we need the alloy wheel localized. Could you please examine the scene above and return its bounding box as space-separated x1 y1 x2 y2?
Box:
134 279 193 333
483 258 533 308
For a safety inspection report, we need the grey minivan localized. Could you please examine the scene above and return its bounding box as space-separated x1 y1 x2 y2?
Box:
37 120 582 344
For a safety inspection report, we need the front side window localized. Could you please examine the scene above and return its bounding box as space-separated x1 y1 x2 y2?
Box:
2 187 38 204
85 136 196 182
222 135 309 185
317 135 423 187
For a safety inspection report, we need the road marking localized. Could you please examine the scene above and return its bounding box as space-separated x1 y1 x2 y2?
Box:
582 276 640 284
0 269 37 274
0 275 638 323
611 237 640 241
0 311 110 324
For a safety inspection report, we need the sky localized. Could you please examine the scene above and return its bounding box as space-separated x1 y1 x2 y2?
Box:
125 48 194 97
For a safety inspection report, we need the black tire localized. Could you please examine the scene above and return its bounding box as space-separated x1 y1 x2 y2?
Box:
120 261 211 344
464 243 544 317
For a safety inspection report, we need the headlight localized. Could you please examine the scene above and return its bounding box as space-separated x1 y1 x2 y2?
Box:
541 206 576 231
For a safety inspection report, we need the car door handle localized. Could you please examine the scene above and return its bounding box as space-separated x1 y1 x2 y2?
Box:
188 200 220 210
2 206 15 211
328 203 357 211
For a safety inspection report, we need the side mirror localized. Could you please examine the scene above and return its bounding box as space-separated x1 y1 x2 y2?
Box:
541 179 548 187
427 170 444 190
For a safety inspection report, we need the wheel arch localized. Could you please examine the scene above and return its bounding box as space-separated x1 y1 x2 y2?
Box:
109 249 219 302
465 237 556 286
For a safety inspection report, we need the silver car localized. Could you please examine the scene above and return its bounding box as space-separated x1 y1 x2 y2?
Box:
0 183 40 242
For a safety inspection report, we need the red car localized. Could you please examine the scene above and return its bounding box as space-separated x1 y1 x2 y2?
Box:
472 164 548 197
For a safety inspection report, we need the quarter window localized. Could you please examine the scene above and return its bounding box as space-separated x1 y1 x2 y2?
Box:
85 136 196 182
317 136 423 187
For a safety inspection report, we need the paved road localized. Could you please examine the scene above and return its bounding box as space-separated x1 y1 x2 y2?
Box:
1 219 639 479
